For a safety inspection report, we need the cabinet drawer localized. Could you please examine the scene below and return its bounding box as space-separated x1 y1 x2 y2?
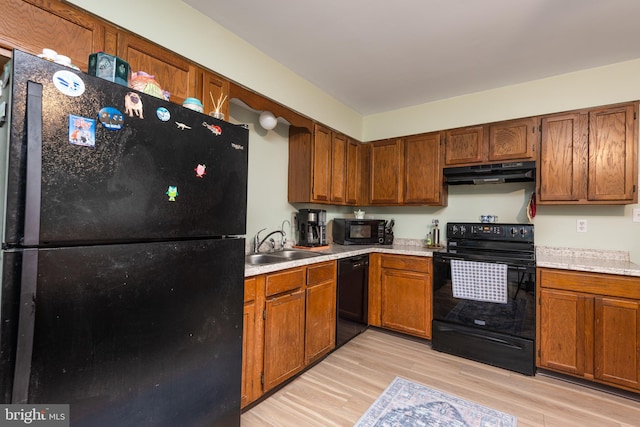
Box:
538 268 640 300
307 261 336 286
381 254 431 273
244 277 257 302
265 267 305 297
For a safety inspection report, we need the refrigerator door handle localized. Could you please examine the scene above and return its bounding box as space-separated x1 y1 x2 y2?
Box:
12 249 39 403
24 81 43 246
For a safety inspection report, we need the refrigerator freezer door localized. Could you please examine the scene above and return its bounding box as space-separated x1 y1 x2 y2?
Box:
3 51 248 246
4 238 244 426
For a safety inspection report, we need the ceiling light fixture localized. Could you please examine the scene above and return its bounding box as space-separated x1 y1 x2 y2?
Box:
259 111 277 130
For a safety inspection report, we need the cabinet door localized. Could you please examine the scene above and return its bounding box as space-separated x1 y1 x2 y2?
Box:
403 132 444 205
595 297 640 390
305 281 337 364
241 299 256 408
488 117 538 162
241 276 263 408
380 268 431 338
312 124 332 202
444 126 485 166
345 139 360 205
198 71 230 119
263 289 305 391
330 132 347 204
369 139 402 205
118 33 197 106
539 112 588 203
588 103 638 203
0 0 109 71
539 289 594 377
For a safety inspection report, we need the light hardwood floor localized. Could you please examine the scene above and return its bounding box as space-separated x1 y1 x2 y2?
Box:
241 329 640 427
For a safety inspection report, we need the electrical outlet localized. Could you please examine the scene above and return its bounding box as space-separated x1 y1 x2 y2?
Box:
633 208 640 223
576 219 587 233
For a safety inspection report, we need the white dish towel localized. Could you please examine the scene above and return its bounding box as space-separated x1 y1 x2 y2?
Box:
450 259 508 304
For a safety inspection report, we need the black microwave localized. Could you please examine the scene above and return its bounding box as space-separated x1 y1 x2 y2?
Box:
332 219 386 245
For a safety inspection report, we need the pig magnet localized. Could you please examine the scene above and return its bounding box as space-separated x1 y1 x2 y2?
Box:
194 164 206 178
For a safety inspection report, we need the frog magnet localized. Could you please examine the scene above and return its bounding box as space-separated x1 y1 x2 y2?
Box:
166 185 178 201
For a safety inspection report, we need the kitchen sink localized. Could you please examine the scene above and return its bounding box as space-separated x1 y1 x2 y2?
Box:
245 249 324 265
271 249 324 260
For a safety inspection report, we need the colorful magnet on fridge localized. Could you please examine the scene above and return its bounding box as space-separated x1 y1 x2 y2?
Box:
166 186 178 201
68 114 96 147
202 121 222 135
98 107 124 130
194 164 206 178
124 92 144 119
175 121 191 130
156 107 170 122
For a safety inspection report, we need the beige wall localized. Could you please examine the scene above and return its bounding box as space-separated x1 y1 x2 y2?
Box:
68 0 640 263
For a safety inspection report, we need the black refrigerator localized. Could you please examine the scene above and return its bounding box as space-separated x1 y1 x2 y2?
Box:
0 50 248 426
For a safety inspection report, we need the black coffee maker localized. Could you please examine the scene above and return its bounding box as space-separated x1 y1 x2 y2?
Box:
296 209 327 247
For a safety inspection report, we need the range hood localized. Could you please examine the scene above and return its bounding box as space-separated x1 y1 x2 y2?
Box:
443 161 536 185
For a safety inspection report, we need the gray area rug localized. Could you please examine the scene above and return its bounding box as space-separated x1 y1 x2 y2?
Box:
354 377 517 427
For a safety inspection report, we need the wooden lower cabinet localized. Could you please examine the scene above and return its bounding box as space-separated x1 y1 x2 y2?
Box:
263 289 306 391
305 262 337 365
369 254 432 339
243 260 337 406
537 268 640 392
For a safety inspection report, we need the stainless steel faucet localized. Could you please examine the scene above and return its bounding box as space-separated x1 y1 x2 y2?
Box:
253 228 285 253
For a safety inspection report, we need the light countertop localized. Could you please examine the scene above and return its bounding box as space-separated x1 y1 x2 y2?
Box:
245 241 640 278
244 240 441 277
535 246 640 277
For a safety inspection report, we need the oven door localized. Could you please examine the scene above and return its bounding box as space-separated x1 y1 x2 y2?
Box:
432 252 535 340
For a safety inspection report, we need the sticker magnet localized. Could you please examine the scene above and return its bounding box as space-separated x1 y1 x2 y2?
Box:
194 164 206 178
124 92 144 119
156 107 170 122
166 185 178 201
68 114 96 147
98 107 124 130
53 70 85 97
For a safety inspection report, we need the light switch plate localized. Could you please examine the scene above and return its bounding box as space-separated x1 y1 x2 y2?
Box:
576 219 587 232
633 208 640 223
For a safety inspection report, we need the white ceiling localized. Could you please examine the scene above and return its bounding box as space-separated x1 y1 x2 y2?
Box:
183 0 640 115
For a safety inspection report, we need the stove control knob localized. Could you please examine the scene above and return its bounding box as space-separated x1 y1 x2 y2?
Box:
520 228 528 237
510 227 518 236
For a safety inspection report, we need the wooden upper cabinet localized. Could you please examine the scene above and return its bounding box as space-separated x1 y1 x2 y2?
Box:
117 33 197 106
403 132 445 205
312 124 332 202
588 103 638 203
288 125 359 205
0 0 112 71
539 102 638 205
345 139 360 205
198 71 230 120
369 139 403 205
330 132 347 204
444 126 485 166
488 117 538 162
539 112 588 202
